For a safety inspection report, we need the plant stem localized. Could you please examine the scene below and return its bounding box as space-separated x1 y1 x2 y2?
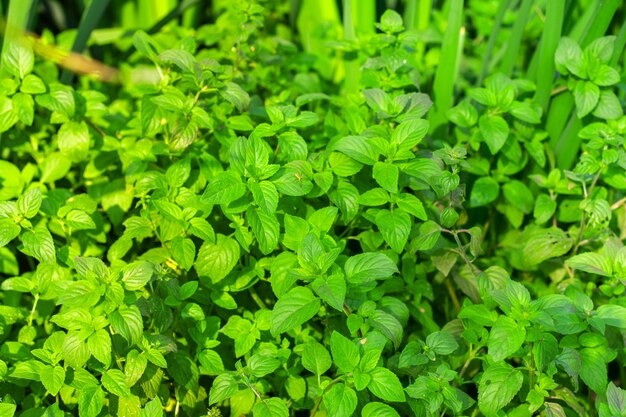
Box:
28 294 40 326
310 376 344 417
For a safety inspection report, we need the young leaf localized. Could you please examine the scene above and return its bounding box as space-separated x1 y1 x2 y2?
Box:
330 331 360 374
367 367 405 402
301 342 332 377
270 287 320 336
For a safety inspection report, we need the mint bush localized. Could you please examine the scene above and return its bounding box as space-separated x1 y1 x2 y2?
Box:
1 2 625 417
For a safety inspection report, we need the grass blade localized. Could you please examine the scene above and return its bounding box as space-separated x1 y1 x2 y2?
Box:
297 0 342 80
500 0 533 77
60 0 111 84
404 0 432 63
532 0 564 111
429 0 464 133
352 0 375 36
578 0 621 47
610 18 626 66
478 0 512 84
1 0 38 67
342 0 359 93
147 0 203 35
545 0 622 169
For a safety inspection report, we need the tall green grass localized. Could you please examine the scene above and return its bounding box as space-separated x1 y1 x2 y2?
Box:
478 0 511 83
500 0 533 77
429 0 464 133
532 0 564 111
545 0 623 169
1 0 38 72
60 0 111 84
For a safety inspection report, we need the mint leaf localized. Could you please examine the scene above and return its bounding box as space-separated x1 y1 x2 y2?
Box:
270 287 320 336
478 362 523 417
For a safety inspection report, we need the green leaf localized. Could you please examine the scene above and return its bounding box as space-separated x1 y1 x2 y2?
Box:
270 287 320 336
17 188 42 218
373 162 399 193
606 382 626 416
124 350 148 386
592 90 623 120
329 180 360 222
88 329 112 367
140 397 163 417
375 209 411 253
0 96 18 133
253 397 289 417
220 81 250 111
555 37 584 77
470 177 500 207
522 228 573 267
509 101 542 124
171 237 196 271
58 121 90 162
102 369 131 397
595 304 626 329
3 41 34 78
478 362 523 417
20 224 56 263
12 92 34 125
479 115 509 154
488 316 526 361
64 210 96 231
330 331 360 374
0 404 16 417
573 81 599 118
332 136 380 165
502 180 534 214
368 310 403 349
311 274 346 312
62 331 90 368
202 171 246 205
362 402 401 417
323 383 357 417
411 220 441 251
195 235 240 283
359 188 389 206
40 365 65 396
20 74 46 94
109 305 143 345
159 49 196 73
396 193 427 220
367 367 405 402
250 181 279 214
426 331 459 355
40 153 71 184
209 373 239 405
0 219 20 248
593 65 621 86
0 160 24 199
565 252 612 276
301 341 332 377
122 261 154 291
247 207 280 255
78 385 105 417
534 194 556 224
344 252 398 284
580 347 607 394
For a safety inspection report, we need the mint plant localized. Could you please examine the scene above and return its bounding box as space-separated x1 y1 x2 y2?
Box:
1 1 625 417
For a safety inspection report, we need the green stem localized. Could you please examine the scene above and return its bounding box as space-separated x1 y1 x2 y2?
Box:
28 294 40 326
310 376 345 417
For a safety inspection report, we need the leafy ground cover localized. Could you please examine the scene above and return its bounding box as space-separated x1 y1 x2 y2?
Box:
0 0 626 416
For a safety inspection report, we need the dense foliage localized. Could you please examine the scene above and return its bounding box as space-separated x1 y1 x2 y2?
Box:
1 0 626 416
